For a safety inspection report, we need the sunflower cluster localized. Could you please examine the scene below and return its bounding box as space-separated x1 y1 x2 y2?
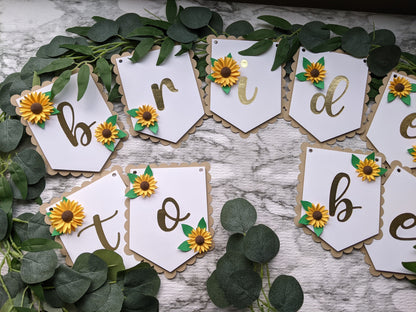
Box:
296 57 326 89
178 218 212 254
19 91 59 128
207 53 240 94
299 201 329 237
48 197 85 235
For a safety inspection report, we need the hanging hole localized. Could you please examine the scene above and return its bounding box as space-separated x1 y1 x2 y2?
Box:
119 59 123 63
112 172 117 177
49 208 53 211
397 168 401 173
302 48 306 52
375 158 379 162
133 170 137 174
275 44 278 47
363 59 367 63
199 168 203 172
393 74 397 78
309 148 313 152
214 40 218 44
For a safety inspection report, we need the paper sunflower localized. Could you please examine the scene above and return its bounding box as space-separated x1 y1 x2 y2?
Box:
47 197 85 235
387 75 416 106
19 91 59 128
351 152 387 182
407 146 416 162
125 165 157 199
299 201 329 237
207 53 240 94
95 115 127 151
296 57 326 89
178 218 212 254
127 105 159 134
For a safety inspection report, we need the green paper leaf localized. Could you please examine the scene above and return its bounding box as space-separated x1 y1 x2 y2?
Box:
296 72 307 81
144 165 153 177
20 238 62 252
367 45 401 77
238 39 273 56
9 162 28 200
206 270 230 308
411 84 416 92
243 224 280 263
149 121 158 134
96 58 112 92
408 148 415 154
135 122 145 132
130 38 154 63
225 20 254 37
388 92 396 102
314 80 324 89
157 37 175 65
127 108 138 117
352 154 360 168
341 27 371 58
127 173 138 184
63 196 68 202
210 57 217 66
93 249 125 282
197 217 207 229
207 74 215 82
52 229 61 236
221 198 257 234
182 223 193 236
269 275 304 312
0 119 24 153
301 200 312 211
167 22 198 43
51 107 60 115
53 265 91 303
77 64 90 101
366 152 375 161
20 250 57 284
178 240 191 252
222 85 231 94
379 167 388 176
106 114 117 126
37 58 74 75
179 6 212 30
257 15 291 30
125 189 138 199
299 214 309 225
105 141 115 152
401 95 411 106
37 121 45 129
13 149 46 184
302 57 311 69
317 57 325 66
50 69 72 100
166 0 177 23
117 129 127 139
314 226 324 237
402 261 416 273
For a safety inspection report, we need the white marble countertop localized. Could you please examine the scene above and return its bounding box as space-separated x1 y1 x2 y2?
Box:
1 0 416 311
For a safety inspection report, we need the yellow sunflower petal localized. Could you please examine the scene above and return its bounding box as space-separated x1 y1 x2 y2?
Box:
136 105 158 127
50 199 85 234
305 203 329 228
389 76 412 98
211 56 241 87
356 158 380 182
19 92 55 124
304 62 326 84
133 174 157 197
187 227 212 253
95 121 118 145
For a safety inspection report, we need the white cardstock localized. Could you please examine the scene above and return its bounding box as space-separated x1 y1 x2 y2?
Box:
209 38 281 133
366 73 416 168
16 73 118 172
302 147 381 251
128 166 208 273
365 165 416 275
47 170 138 269
115 46 204 143
289 49 368 142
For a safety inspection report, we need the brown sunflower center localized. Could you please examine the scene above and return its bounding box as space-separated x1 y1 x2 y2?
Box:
310 68 320 78
363 165 373 175
312 210 322 220
140 181 150 191
220 67 231 78
62 210 74 223
395 83 405 92
195 235 205 245
30 102 43 114
102 128 112 138
142 111 152 121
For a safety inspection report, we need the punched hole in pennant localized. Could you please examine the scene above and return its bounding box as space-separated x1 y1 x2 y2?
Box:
133 170 137 174
309 148 313 153
363 59 367 63
375 158 379 162
119 59 123 63
49 208 53 211
302 48 306 52
214 40 218 44
112 172 117 177
199 168 203 172
397 168 401 173
394 74 397 78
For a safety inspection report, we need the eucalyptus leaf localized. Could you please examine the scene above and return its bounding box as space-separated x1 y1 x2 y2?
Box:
341 27 371 58
53 265 91 303
60 44 93 56
226 233 245 254
118 262 160 297
76 283 111 312
130 38 154 63
175 42 193 56
166 0 177 23
0 119 23 152
108 84 122 102
20 57 55 79
258 15 291 30
0 176 13 214
243 224 280 263
269 275 304 312
206 270 230 308
87 19 119 42
167 22 198 43
20 250 57 284
126 26 164 38
36 36 76 58
12 213 33 243
66 26 91 37
226 20 254 37
157 38 175 65
310 37 342 53
244 29 277 40
298 21 330 51
26 177 46 200
93 249 125 282
13 149 46 184
20 238 62 252
95 58 112 92
197 12 223 37
238 39 273 56
10 75 32 97
140 17 171 30
324 24 349 36
367 45 401 77
0 209 7 240
77 64 90 101
0 272 25 307
73 253 108 292
122 292 159 311
0 82 17 116
221 198 257 233
215 251 253 289
50 69 72 100
97 283 124 312
224 269 262 309
27 212 51 240
179 6 212 29
272 38 289 70
116 13 143 37
8 161 27 200
369 29 396 46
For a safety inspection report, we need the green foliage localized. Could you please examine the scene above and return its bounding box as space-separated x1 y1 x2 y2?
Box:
208 198 303 311
341 27 371 58
225 20 254 37
20 250 57 284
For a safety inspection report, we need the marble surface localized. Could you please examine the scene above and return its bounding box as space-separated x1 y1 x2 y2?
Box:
1 0 416 311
